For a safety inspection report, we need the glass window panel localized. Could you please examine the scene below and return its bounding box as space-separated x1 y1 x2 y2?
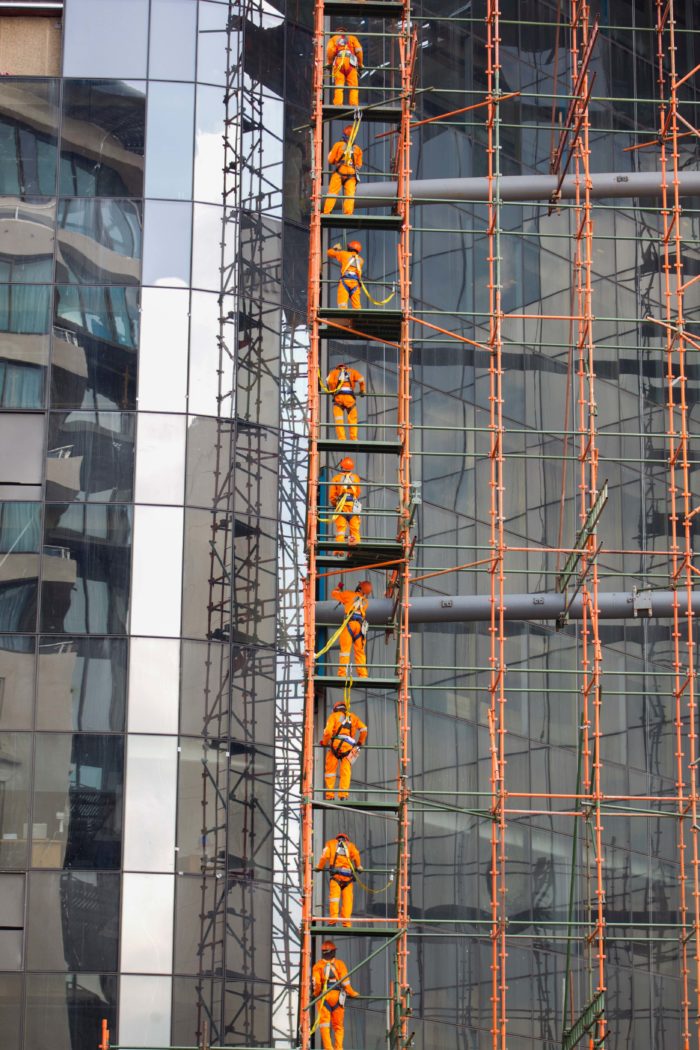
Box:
127 638 179 735
32 734 124 870
134 413 186 505
64 0 148 78
52 285 139 411
142 200 192 287
192 203 234 291
0 872 24 926
0 417 43 486
56 199 142 286
188 290 222 416
46 411 135 503
36 637 127 732
0 975 21 1046
0 284 50 409
197 1 241 87
0 635 35 730
149 0 197 81
124 737 177 872
25 973 118 1050
41 504 132 635
194 84 228 205
0 199 55 284
27 871 119 971
120 875 174 972
145 82 194 201
130 506 183 638
138 288 188 413
118 975 171 1047
0 732 30 870
0 503 40 634
60 80 145 198
0 79 58 196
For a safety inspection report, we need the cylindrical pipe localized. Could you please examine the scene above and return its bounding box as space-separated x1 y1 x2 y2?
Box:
356 170 700 206
315 590 700 625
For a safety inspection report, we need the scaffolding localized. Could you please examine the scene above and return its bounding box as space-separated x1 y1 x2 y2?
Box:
301 1 415 1049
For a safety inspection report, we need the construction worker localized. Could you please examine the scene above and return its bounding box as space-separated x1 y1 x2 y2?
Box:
312 941 359 1050
331 579 372 677
320 700 368 800
316 832 363 927
328 241 364 310
325 361 365 441
326 28 364 107
329 457 361 546
324 125 363 215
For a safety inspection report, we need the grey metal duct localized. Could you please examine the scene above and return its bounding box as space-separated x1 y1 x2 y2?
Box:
315 590 700 626
355 170 700 206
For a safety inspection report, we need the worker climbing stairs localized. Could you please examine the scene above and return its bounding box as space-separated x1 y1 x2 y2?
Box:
302 1 415 1048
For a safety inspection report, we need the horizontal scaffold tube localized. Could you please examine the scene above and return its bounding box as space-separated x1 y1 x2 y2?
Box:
315 590 700 625
355 170 700 205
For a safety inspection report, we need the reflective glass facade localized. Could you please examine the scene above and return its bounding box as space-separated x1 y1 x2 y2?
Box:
1 0 700 1048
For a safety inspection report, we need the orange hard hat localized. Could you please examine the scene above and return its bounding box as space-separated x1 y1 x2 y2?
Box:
343 124 354 137
340 456 354 471
356 580 372 596
333 700 348 712
347 240 362 252
336 832 349 840
321 940 337 954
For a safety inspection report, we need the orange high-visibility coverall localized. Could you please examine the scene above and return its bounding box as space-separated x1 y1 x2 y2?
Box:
326 33 364 107
321 707 368 799
327 246 363 310
331 586 369 678
312 956 359 1050
324 140 363 215
329 470 361 545
317 837 363 926
326 365 366 441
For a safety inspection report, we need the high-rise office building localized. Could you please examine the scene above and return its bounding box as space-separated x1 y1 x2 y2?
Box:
1 2 700 1050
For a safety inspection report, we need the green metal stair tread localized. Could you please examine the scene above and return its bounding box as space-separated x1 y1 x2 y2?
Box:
314 674 400 689
317 437 402 453
320 213 403 230
316 538 404 550
324 0 406 16
322 104 403 123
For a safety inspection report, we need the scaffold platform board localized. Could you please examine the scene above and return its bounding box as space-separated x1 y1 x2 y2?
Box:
322 104 403 123
314 674 400 690
312 799 401 813
319 308 403 341
321 213 402 230
324 0 405 15
311 924 399 936
317 438 402 454
316 540 404 569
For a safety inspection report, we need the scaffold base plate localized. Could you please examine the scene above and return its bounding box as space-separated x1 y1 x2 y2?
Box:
319 308 402 342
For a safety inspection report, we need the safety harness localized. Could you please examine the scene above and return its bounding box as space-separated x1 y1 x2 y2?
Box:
328 838 355 883
311 961 346 1035
334 473 361 517
332 34 359 68
333 117 362 180
314 594 366 659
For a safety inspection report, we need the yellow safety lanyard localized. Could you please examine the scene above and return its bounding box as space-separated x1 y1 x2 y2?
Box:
340 115 362 174
318 491 351 524
314 600 358 659
342 250 397 307
310 964 334 1035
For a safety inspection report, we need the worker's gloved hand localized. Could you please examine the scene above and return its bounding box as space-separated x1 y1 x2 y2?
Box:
356 866 364 873
332 242 342 250
318 740 326 747
359 390 365 397
315 866 322 872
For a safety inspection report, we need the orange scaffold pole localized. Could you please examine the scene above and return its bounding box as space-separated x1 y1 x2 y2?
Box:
300 1 325 1047
568 1 607 1045
485 3 507 1050
655 2 700 1047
